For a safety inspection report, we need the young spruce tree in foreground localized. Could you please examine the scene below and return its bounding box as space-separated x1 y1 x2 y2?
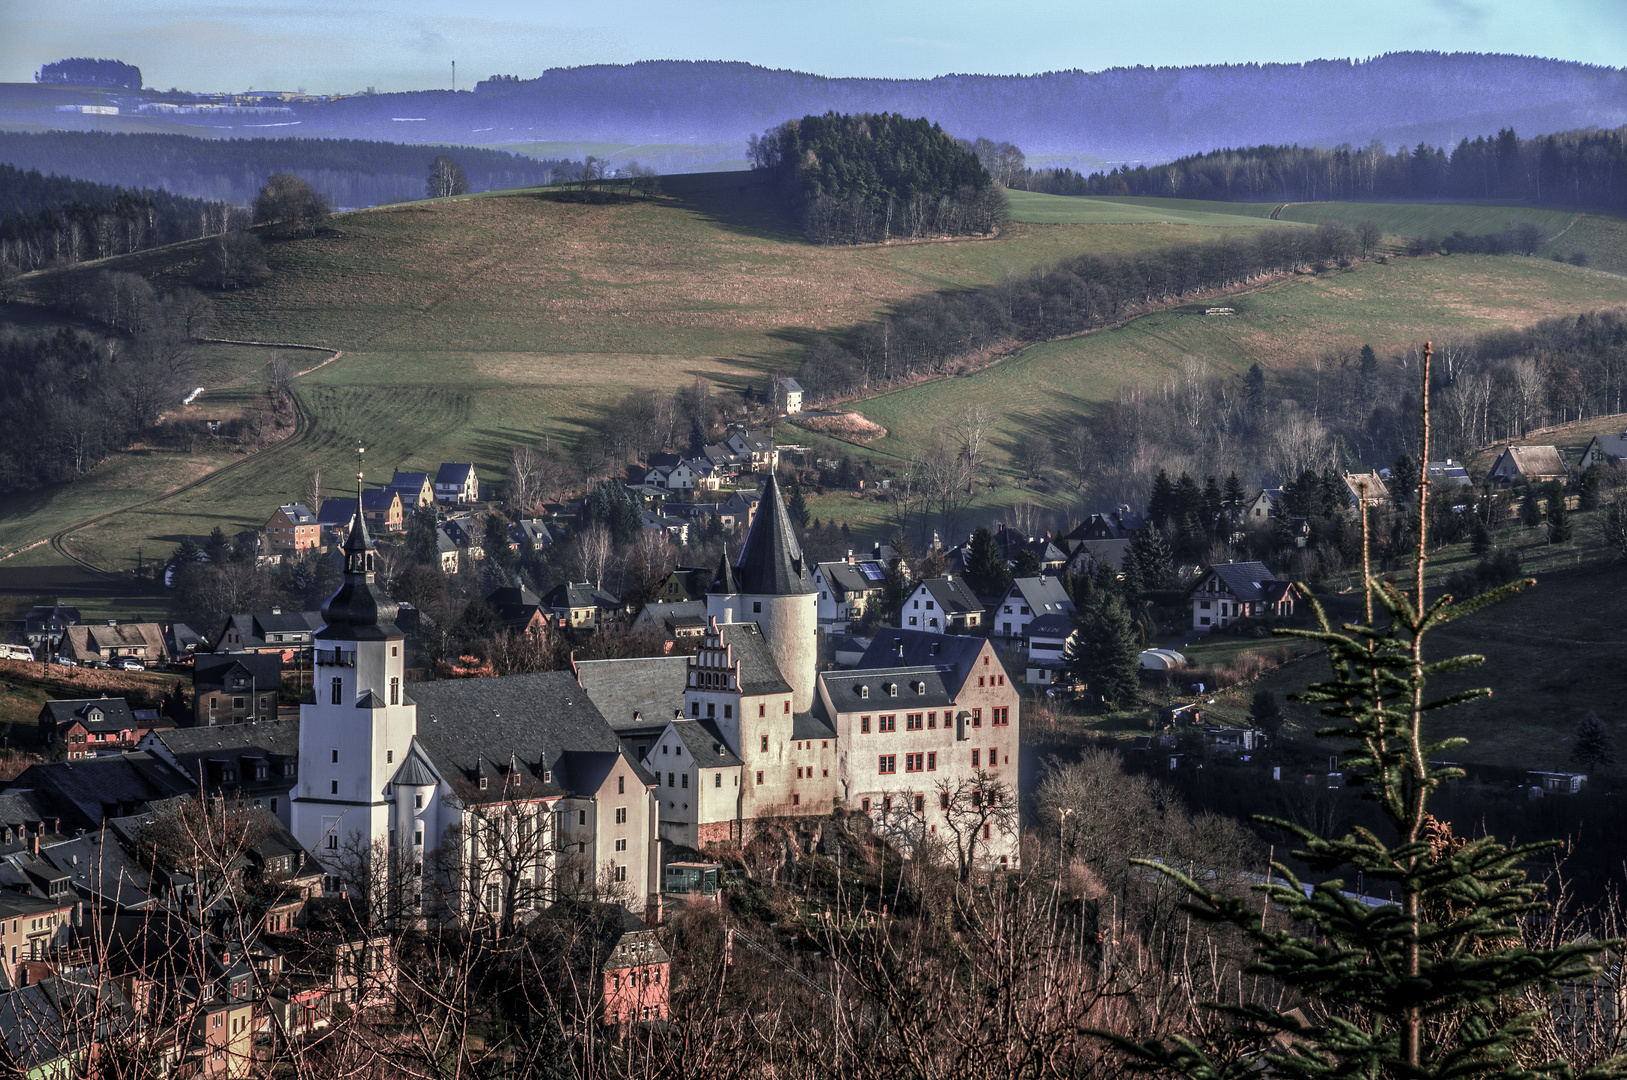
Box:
1107 343 1620 1080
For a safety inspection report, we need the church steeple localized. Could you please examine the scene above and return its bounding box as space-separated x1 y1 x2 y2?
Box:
318 447 401 641
730 474 813 596
709 541 738 595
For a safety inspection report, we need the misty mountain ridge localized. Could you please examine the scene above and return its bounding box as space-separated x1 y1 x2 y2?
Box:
278 53 1627 168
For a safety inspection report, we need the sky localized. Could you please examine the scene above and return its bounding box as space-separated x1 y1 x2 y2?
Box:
4 0 1626 93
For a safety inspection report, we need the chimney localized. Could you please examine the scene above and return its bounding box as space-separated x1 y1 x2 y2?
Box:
270 606 281 615
895 639 904 657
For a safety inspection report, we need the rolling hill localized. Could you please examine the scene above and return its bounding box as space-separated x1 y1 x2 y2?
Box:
3 172 1626 576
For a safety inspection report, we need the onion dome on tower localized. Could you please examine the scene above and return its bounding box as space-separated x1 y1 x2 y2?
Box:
317 491 402 641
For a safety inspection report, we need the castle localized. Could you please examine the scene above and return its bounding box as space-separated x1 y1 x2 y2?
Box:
290 476 1020 919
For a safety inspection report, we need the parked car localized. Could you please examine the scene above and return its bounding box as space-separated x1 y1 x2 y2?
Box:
115 659 145 672
86 660 111 670
51 655 78 667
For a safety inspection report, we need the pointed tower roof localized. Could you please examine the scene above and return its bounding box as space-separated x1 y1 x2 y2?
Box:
709 542 738 595
729 475 814 595
317 453 402 641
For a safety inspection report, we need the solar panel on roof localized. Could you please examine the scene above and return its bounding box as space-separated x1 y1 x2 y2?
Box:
859 563 886 580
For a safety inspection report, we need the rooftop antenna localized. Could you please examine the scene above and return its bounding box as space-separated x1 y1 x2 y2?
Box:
451 60 456 93
356 445 366 514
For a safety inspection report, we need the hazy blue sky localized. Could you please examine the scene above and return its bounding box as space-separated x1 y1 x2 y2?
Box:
5 0 1626 93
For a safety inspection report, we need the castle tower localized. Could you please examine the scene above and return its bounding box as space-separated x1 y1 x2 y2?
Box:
706 474 818 712
291 471 417 891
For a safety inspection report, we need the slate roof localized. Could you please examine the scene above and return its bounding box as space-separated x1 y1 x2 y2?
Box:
575 656 691 731
542 582 620 612
729 474 813 595
316 498 356 528
360 487 399 513
820 666 958 711
512 519 553 547
632 600 708 635
390 745 440 788
407 671 652 799
792 711 838 740
916 576 983 615
1070 538 1131 573
1197 561 1281 603
668 718 743 768
857 629 990 688
39 697 138 733
718 623 793 696
4 754 192 832
709 544 739 594
23 605 79 636
1025 613 1074 639
776 377 803 393
816 559 888 599
390 470 431 494
192 652 282 692
435 463 476 486
1004 577 1075 618
141 720 299 791
274 503 316 524
484 583 543 627
214 609 324 650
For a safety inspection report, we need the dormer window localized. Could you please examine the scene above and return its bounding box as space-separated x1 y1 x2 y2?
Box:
478 776 488 790
859 685 869 699
887 683 898 697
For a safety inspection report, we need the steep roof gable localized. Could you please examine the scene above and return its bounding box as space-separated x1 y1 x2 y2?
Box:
729 475 813 595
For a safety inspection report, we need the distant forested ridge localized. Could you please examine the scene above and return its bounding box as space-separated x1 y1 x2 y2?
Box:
36 58 141 89
1015 126 1627 210
0 133 571 208
0 163 236 272
268 54 1627 165
751 113 1005 243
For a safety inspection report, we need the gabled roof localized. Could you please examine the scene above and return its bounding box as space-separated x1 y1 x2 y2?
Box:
5 753 192 832
141 720 299 789
512 519 553 546
915 576 983 615
816 559 888 598
666 718 743 767
316 498 357 527
39 697 137 731
1004 577 1075 616
541 582 619 611
1194 561 1281 603
1071 538 1130 572
435 463 476 486
407 671 642 800
776 377 803 392
23 605 79 633
1025 613 1074 639
360 487 399 512
718 623 793 696
273 503 316 524
1492 444 1569 478
855 629 990 689
390 742 441 788
575 656 691 731
728 475 813 596
192 652 282 691
390 470 430 488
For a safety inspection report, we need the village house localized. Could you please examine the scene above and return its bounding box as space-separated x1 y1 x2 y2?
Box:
388 470 436 509
990 577 1074 642
1343 471 1389 507
774 377 804 415
138 720 301 827
542 582 623 631
433 463 480 505
38 697 176 760
641 511 690 545
510 518 554 550
1577 433 1627 471
1024 613 1074 687
436 530 460 574
812 554 890 630
438 514 485 560
630 600 709 640
360 487 404 532
315 499 357 546
1064 506 1146 542
59 622 169 666
1425 458 1472 487
724 430 778 473
1488 445 1570 487
22 605 80 655
212 607 324 663
652 566 714 603
1187 561 1300 632
0 892 74 985
898 576 983 634
989 527 1067 572
483 582 548 635
644 717 744 849
191 652 283 726
1246 487 1285 524
265 503 321 555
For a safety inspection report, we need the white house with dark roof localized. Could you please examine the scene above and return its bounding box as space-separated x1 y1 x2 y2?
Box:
898 576 983 633
1187 561 1300 632
813 554 889 630
433 463 480 505
724 429 778 473
990 577 1074 642
774 377 804 415
1023 613 1074 686
645 718 744 849
1578 434 1627 471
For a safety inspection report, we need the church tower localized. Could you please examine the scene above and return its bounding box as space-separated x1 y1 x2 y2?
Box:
291 467 417 891
707 474 818 712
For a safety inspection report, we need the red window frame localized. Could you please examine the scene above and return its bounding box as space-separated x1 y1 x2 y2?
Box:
905 753 923 773
906 713 923 731
878 755 896 775
927 752 936 771
971 749 980 768
972 708 982 728
879 715 896 733
755 771 763 785
860 715 870 733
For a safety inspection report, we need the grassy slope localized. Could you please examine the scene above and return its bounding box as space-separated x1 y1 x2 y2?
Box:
4 174 1280 571
852 254 1627 475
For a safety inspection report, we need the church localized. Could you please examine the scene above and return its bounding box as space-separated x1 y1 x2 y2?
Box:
290 475 1020 922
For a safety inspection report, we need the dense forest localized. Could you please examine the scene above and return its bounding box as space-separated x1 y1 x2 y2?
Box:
0 163 239 272
750 113 1005 243
0 133 572 209
36 58 141 89
1017 125 1627 210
